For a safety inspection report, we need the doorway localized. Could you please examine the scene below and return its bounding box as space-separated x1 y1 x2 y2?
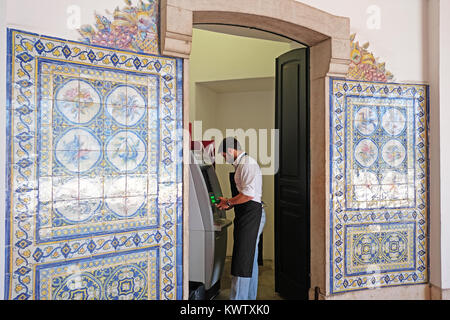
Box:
159 0 351 300
189 25 310 300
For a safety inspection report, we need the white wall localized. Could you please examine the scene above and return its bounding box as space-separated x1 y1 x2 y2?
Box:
190 29 292 120
194 85 218 130
299 0 428 82
4 0 124 40
215 90 276 260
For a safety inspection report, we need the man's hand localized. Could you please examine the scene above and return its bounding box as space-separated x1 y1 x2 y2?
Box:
216 197 232 210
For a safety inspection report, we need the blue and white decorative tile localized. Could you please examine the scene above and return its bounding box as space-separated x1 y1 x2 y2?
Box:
36 248 158 300
344 222 416 277
330 79 429 293
5 29 183 300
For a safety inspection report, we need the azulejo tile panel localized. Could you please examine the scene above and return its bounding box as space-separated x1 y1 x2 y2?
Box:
5 29 183 300
329 79 429 294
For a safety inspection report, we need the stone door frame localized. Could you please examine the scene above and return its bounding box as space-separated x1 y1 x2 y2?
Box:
159 0 351 299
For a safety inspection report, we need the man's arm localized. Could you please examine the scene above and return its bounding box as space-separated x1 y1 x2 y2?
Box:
216 163 258 210
216 193 253 210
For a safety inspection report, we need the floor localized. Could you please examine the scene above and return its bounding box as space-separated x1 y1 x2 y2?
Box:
214 258 284 300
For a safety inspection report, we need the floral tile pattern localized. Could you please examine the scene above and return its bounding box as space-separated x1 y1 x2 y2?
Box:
329 79 429 294
78 0 159 55
5 29 183 300
347 34 394 83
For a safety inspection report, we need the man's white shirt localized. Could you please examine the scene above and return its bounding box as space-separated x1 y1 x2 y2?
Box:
232 153 263 203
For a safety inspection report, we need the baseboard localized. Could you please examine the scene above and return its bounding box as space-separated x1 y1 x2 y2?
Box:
430 283 450 300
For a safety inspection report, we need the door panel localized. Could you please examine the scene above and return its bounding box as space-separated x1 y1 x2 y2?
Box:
275 48 310 300
280 64 300 177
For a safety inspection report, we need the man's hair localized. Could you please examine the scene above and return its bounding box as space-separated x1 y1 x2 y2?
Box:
218 137 242 154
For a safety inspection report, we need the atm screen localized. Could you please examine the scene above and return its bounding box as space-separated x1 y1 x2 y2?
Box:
201 166 219 206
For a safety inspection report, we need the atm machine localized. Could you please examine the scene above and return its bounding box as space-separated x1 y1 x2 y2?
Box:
189 151 232 299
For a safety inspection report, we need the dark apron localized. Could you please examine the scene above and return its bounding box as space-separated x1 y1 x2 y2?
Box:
229 171 262 278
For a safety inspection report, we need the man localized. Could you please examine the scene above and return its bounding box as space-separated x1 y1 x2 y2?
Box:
216 137 265 300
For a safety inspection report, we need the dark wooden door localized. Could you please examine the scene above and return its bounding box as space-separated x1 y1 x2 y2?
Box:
275 48 310 300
